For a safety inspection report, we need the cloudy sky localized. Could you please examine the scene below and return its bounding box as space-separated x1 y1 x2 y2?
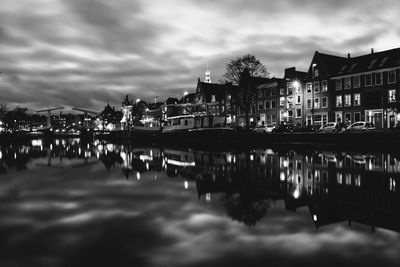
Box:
1 0 400 111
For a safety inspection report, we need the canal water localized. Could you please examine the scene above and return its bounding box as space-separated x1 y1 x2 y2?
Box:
1 138 400 267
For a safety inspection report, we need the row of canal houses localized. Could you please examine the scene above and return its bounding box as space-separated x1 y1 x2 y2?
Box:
165 48 400 129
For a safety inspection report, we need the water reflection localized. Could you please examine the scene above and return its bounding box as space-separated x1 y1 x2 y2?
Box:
1 139 400 233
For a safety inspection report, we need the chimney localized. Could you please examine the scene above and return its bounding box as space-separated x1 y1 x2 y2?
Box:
371 48 374 54
347 53 351 59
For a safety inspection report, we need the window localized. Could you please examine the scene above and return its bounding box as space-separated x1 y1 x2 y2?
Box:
354 93 361 106
368 59 377 69
344 77 351 89
314 98 320 109
307 115 312 125
272 114 276 123
322 114 328 125
314 68 319 77
306 99 312 109
296 95 301 104
271 88 276 96
211 95 216 102
265 101 270 110
280 97 285 106
353 75 360 88
344 94 351 106
258 101 264 110
335 79 342 90
322 80 328 91
287 83 293 95
226 94 231 100
365 74 372 86
296 109 302 118
354 112 361 122
388 89 396 103
388 70 396 84
257 89 264 98
296 84 302 92
322 97 328 108
280 88 285 95
271 100 276 109
314 82 320 93
336 95 342 107
375 72 382 85
345 113 351 124
336 112 342 123
306 83 312 93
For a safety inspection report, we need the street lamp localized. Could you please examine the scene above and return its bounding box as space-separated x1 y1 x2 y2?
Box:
311 63 317 126
292 80 302 126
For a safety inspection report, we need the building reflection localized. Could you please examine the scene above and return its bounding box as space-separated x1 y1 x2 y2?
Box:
1 139 400 231
162 147 400 230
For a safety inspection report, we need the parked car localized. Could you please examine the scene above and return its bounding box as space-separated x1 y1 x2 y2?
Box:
293 125 316 132
319 122 347 133
344 121 376 132
272 124 294 133
255 125 275 133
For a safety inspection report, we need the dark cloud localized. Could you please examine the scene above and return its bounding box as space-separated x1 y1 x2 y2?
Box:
0 0 399 110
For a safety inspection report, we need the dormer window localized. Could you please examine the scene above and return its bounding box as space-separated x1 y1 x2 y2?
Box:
314 68 319 77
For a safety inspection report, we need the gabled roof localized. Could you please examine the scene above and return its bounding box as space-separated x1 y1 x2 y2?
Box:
307 48 400 79
197 79 238 102
335 48 400 77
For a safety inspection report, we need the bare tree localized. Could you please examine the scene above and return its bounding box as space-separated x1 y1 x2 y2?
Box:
223 54 269 85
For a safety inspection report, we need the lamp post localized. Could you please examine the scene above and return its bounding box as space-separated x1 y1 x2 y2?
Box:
311 63 317 126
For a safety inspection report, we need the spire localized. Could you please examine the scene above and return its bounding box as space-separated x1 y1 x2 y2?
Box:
205 66 211 83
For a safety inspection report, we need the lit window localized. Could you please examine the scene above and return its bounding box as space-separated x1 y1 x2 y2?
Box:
314 68 319 77
353 75 360 88
335 79 342 90
375 72 382 85
280 97 285 106
322 80 328 91
336 96 342 107
314 98 320 109
354 93 361 106
344 94 351 106
388 70 396 84
306 83 312 93
388 89 396 103
344 77 351 89
314 82 320 93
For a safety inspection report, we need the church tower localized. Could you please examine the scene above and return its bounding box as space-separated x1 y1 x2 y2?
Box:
204 69 211 83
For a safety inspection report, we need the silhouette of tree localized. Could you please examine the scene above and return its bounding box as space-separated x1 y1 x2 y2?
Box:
223 192 272 226
223 55 268 129
223 54 269 85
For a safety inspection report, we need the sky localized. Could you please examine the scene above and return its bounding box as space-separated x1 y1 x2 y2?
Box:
1 0 400 111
